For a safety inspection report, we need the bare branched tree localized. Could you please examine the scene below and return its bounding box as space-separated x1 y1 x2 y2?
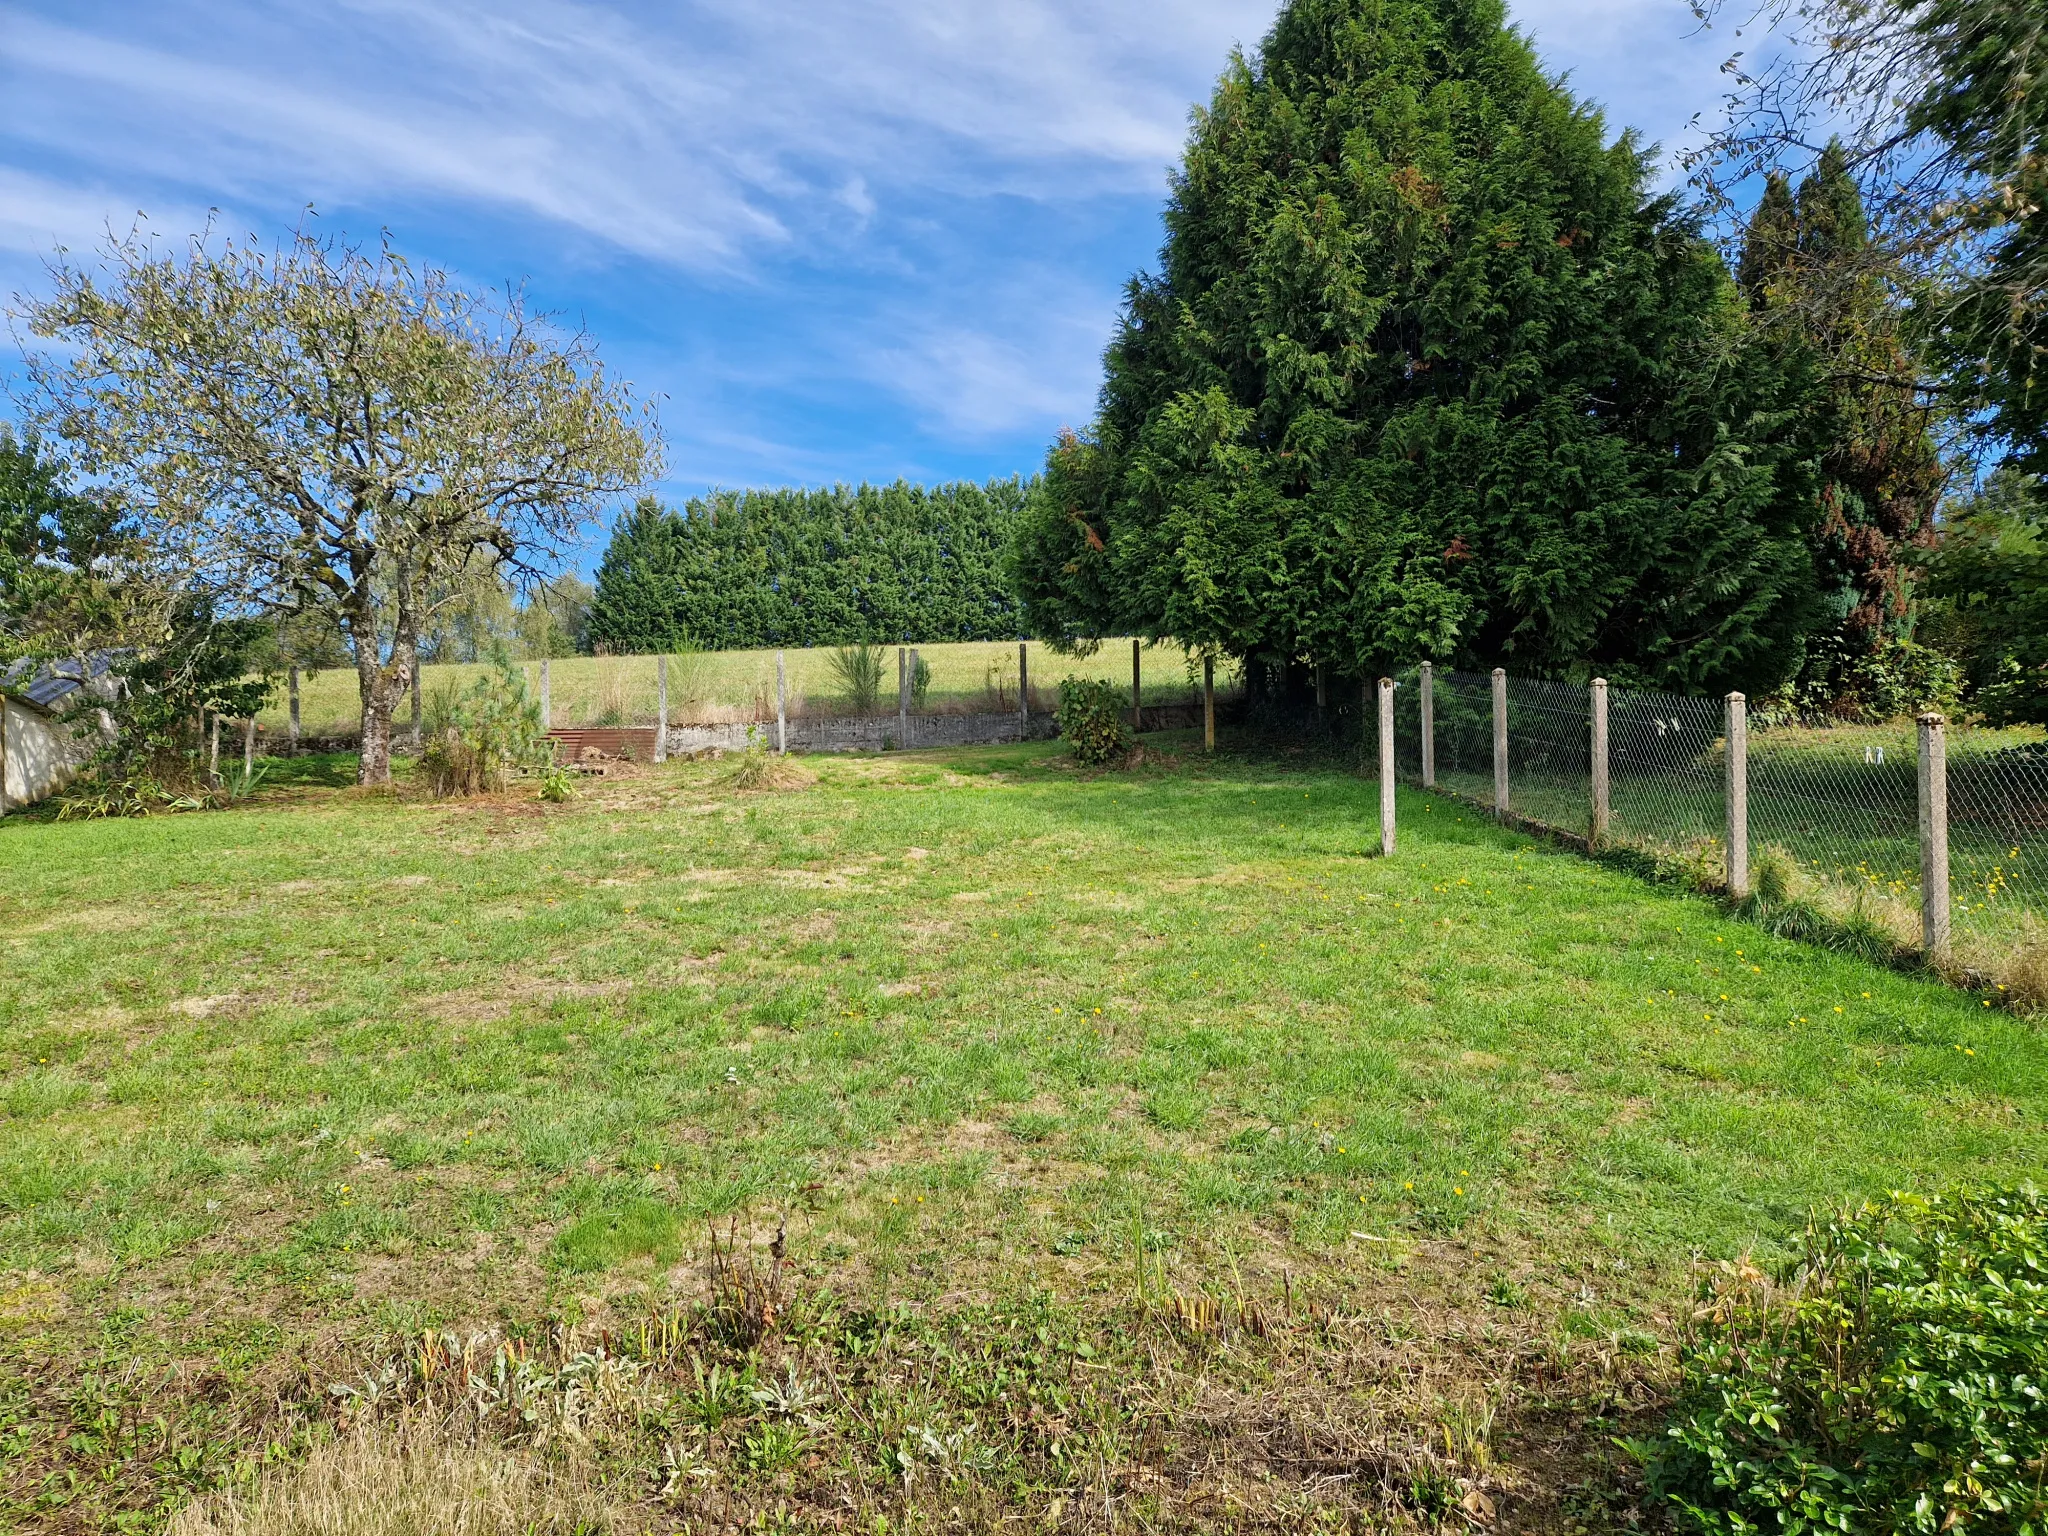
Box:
1683 0 2046 462
15 225 659 783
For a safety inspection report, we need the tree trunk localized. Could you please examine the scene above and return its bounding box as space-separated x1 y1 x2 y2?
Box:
357 645 393 785
355 643 413 786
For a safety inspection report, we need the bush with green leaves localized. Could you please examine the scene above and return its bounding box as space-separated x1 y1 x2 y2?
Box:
1640 1188 2048 1535
536 764 577 803
419 650 549 797
1056 677 1132 765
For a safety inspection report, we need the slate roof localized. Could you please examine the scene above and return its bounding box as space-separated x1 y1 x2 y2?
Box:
0 652 118 712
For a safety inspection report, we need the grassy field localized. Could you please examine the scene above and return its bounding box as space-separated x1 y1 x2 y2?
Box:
262 639 1234 737
2 735 2041 1532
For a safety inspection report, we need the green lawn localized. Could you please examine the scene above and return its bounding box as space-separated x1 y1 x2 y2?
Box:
2 737 2038 1532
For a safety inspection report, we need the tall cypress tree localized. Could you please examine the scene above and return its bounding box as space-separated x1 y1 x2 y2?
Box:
1737 173 1798 305
1013 0 1820 693
1737 143 1947 716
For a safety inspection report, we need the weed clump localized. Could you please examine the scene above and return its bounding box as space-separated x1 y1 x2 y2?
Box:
722 747 813 792
1999 916 2048 1014
1751 842 1800 906
825 644 887 713
536 765 577 803
1640 1187 2048 1535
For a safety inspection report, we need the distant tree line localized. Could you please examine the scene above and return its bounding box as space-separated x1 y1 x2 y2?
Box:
587 479 1029 652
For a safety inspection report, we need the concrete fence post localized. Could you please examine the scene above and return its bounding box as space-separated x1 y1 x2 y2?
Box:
1725 692 1749 898
1203 655 1216 753
409 658 422 751
208 712 221 785
1919 712 1951 959
242 715 256 776
539 659 551 731
897 647 909 748
1420 661 1436 789
1132 638 1142 731
908 647 920 748
776 651 787 755
1378 677 1396 857
288 665 302 752
1491 667 1509 818
655 654 669 763
1590 677 1610 848
1018 642 1029 732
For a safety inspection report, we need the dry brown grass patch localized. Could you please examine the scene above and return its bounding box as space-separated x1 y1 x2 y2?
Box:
167 1423 637 1536
722 751 816 792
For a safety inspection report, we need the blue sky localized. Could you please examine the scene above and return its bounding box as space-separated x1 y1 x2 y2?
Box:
1 0 1748 570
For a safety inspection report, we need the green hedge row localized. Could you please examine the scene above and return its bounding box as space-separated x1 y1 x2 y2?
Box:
586 479 1031 652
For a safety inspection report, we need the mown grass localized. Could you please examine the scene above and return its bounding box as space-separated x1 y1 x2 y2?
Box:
262 638 1233 737
2 736 2041 1531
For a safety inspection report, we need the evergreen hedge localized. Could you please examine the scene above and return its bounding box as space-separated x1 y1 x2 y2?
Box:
587 480 1030 652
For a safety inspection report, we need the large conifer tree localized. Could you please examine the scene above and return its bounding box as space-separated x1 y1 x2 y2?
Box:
1737 143 1947 716
1014 0 1820 693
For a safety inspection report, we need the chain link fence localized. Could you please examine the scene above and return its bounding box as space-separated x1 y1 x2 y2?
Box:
1389 667 2048 992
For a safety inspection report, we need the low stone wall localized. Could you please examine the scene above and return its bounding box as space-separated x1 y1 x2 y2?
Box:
663 710 1060 756
660 702 1202 755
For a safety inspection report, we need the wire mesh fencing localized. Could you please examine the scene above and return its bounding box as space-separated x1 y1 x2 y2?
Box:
1605 687 1728 862
1948 735 2048 963
1746 723 1922 940
1502 676 1591 837
1392 666 2048 990
1431 671 1499 810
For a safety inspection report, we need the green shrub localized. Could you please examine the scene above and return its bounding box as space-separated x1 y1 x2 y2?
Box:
1639 1188 2048 1535
1057 677 1131 764
586 479 1031 652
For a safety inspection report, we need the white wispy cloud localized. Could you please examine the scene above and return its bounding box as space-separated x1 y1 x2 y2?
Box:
0 0 1273 269
0 166 198 259
0 0 1750 478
